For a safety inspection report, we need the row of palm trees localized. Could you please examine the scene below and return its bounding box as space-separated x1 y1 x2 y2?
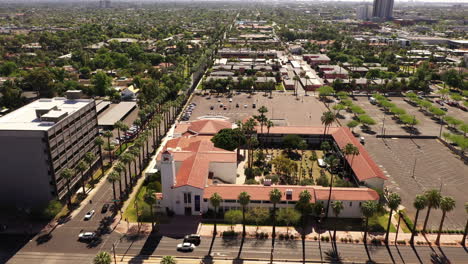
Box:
409 189 457 245
103 94 187 211
59 151 97 208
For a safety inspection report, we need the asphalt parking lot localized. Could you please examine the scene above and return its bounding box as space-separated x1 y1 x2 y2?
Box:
365 137 467 230
188 93 330 126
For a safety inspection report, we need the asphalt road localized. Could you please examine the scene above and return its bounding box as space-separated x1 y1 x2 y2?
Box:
9 234 468 264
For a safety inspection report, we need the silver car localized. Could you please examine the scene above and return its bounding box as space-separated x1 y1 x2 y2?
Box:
177 242 195 252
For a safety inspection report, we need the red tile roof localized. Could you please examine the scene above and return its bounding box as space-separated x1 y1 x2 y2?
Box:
158 136 236 189
257 126 387 182
203 184 379 202
187 119 232 135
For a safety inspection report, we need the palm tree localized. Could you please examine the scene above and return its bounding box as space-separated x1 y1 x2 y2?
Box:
361 200 378 245
243 118 257 170
83 152 97 185
269 188 282 248
94 136 105 174
76 160 88 195
297 190 312 264
266 120 274 148
321 111 336 142
210 193 222 235
293 75 300 99
238 192 250 238
107 171 121 202
115 162 127 192
120 153 133 188
93 251 111 264
103 130 114 163
61 168 74 208
144 190 157 229
410 194 427 245
385 193 401 244
257 106 268 134
422 189 442 232
114 121 126 153
129 146 140 177
342 143 359 175
160 256 177 264
435 196 456 245
462 202 468 247
332 201 344 244
325 155 340 218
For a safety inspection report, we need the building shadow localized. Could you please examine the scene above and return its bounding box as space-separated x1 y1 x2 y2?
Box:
138 232 162 255
394 244 406 264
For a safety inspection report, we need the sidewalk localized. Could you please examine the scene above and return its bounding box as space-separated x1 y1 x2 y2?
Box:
116 255 311 264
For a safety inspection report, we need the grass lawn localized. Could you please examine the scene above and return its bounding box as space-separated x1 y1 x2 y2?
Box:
264 149 335 185
275 83 285 91
369 213 396 233
123 185 170 224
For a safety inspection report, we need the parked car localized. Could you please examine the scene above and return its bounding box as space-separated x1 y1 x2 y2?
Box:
447 101 459 107
101 204 109 213
184 234 201 245
229 98 233 103
210 106 214 110
435 100 444 106
459 105 467 112
84 210 95 221
440 107 448 112
177 242 195 252
236 103 239 108
360 137 365 144
369 97 377 105
78 232 96 241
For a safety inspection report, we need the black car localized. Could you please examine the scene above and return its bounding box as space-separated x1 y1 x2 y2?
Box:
101 204 109 213
440 107 448 112
183 234 201 245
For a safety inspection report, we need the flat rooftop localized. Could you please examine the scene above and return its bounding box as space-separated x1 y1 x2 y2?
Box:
0 98 93 131
98 101 136 127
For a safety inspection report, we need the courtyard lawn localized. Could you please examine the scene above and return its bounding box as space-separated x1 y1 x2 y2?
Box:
275 83 285 91
259 149 352 187
123 184 169 224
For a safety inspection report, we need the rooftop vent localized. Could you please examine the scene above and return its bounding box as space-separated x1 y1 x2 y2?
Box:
65 90 82 100
35 106 58 119
40 110 68 123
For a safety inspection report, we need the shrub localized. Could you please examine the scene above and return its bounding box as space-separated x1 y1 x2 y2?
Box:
41 199 63 220
324 236 330 242
245 179 259 185
222 231 239 237
314 236 318 240
355 239 360 243
279 233 284 240
397 240 406 245
244 168 254 178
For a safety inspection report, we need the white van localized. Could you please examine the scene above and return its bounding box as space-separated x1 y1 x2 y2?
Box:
369 97 377 105
318 158 327 168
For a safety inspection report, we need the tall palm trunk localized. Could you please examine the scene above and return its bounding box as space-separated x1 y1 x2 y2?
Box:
385 209 394 243
272 203 277 248
98 146 104 174
66 180 72 207
127 165 132 188
410 209 420 244
213 206 218 235
364 217 369 244
111 182 116 201
107 138 113 163
423 207 432 232
151 127 156 149
462 219 468 247
118 178 122 199
435 211 447 245
81 172 86 194
123 169 128 192
325 174 334 218
133 160 138 181
242 206 246 237
117 128 122 153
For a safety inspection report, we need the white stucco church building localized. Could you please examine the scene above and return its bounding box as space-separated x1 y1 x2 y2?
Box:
154 118 384 218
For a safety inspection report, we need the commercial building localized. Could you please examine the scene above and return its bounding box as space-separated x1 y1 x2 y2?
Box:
356 5 373 21
0 94 99 208
373 0 394 20
154 119 385 217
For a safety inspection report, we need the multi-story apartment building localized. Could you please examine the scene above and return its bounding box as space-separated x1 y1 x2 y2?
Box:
0 93 99 209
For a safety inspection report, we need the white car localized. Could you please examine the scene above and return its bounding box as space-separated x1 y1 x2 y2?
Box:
177 242 195 252
84 210 95 220
78 232 96 241
318 159 327 168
